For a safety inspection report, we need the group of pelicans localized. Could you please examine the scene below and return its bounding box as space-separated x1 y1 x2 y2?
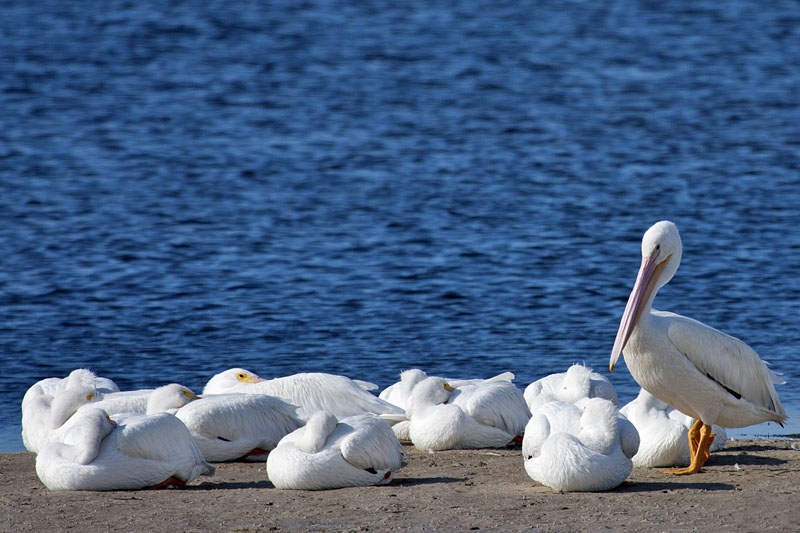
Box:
22 221 788 492
22 364 719 493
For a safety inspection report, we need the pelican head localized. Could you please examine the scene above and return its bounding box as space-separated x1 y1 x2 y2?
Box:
406 377 454 416
203 367 267 395
146 384 198 414
610 221 683 372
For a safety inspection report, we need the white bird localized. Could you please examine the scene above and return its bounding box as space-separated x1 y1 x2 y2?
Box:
175 393 304 462
620 388 727 468
379 369 518 441
266 411 409 490
403 376 529 451
522 398 639 492
22 369 118 408
610 220 786 474
203 368 404 420
523 364 618 414
379 368 516 410
21 369 118 452
71 383 197 419
35 408 215 491
22 385 100 453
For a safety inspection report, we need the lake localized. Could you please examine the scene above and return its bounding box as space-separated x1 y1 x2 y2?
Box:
1 0 798 451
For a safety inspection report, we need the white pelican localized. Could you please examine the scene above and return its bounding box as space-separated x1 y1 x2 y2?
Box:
22 385 99 453
266 411 409 490
379 368 516 410
72 383 197 418
22 369 118 407
175 393 304 462
522 398 639 492
610 220 786 474
35 408 215 491
524 364 617 414
378 369 518 441
620 388 727 468
402 376 529 450
202 368 404 420
21 369 118 452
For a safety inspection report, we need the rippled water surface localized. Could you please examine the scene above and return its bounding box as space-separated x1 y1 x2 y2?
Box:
2 1 799 451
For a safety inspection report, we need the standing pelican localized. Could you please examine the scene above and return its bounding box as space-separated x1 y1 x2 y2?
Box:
610 221 786 474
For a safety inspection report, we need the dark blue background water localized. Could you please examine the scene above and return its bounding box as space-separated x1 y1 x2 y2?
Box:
2 1 799 451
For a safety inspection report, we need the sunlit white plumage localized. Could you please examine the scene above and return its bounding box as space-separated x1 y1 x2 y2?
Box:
72 383 197 419
379 369 518 441
379 369 516 410
620 388 727 467
203 368 404 420
403 376 530 451
523 364 617 414
610 221 786 474
21 369 117 453
22 385 100 453
266 411 409 490
522 398 639 492
175 393 304 462
35 408 215 491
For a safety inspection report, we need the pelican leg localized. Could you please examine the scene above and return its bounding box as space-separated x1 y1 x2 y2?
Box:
244 447 270 459
687 419 703 459
659 423 714 475
146 476 187 489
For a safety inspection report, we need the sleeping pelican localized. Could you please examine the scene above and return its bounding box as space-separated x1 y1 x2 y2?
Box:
523 398 639 492
203 368 404 420
22 385 100 453
72 383 197 418
524 364 617 414
379 369 516 410
402 376 529 450
379 369 517 441
610 221 786 474
266 411 409 490
22 369 118 452
175 394 304 462
35 408 215 491
138 384 304 462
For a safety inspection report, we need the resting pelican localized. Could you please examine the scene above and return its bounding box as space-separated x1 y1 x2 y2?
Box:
203 368 404 420
524 364 617 414
379 369 516 410
175 393 304 462
266 411 409 490
610 221 786 474
22 369 118 452
35 408 215 491
72 383 197 418
379 369 517 441
402 376 529 450
523 398 639 492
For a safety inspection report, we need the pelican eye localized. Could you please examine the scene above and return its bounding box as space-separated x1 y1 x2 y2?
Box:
236 373 247 381
86 393 94 401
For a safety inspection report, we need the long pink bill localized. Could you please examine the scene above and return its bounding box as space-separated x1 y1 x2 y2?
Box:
609 251 666 371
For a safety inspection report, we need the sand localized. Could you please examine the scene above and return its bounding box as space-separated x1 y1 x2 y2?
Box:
2 438 799 532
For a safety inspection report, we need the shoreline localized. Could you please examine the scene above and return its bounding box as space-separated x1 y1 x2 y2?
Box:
3 437 799 532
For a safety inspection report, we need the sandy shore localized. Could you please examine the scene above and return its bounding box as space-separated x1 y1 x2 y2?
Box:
2 438 799 532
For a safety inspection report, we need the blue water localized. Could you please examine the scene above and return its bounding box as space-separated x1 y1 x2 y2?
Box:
1 1 799 452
